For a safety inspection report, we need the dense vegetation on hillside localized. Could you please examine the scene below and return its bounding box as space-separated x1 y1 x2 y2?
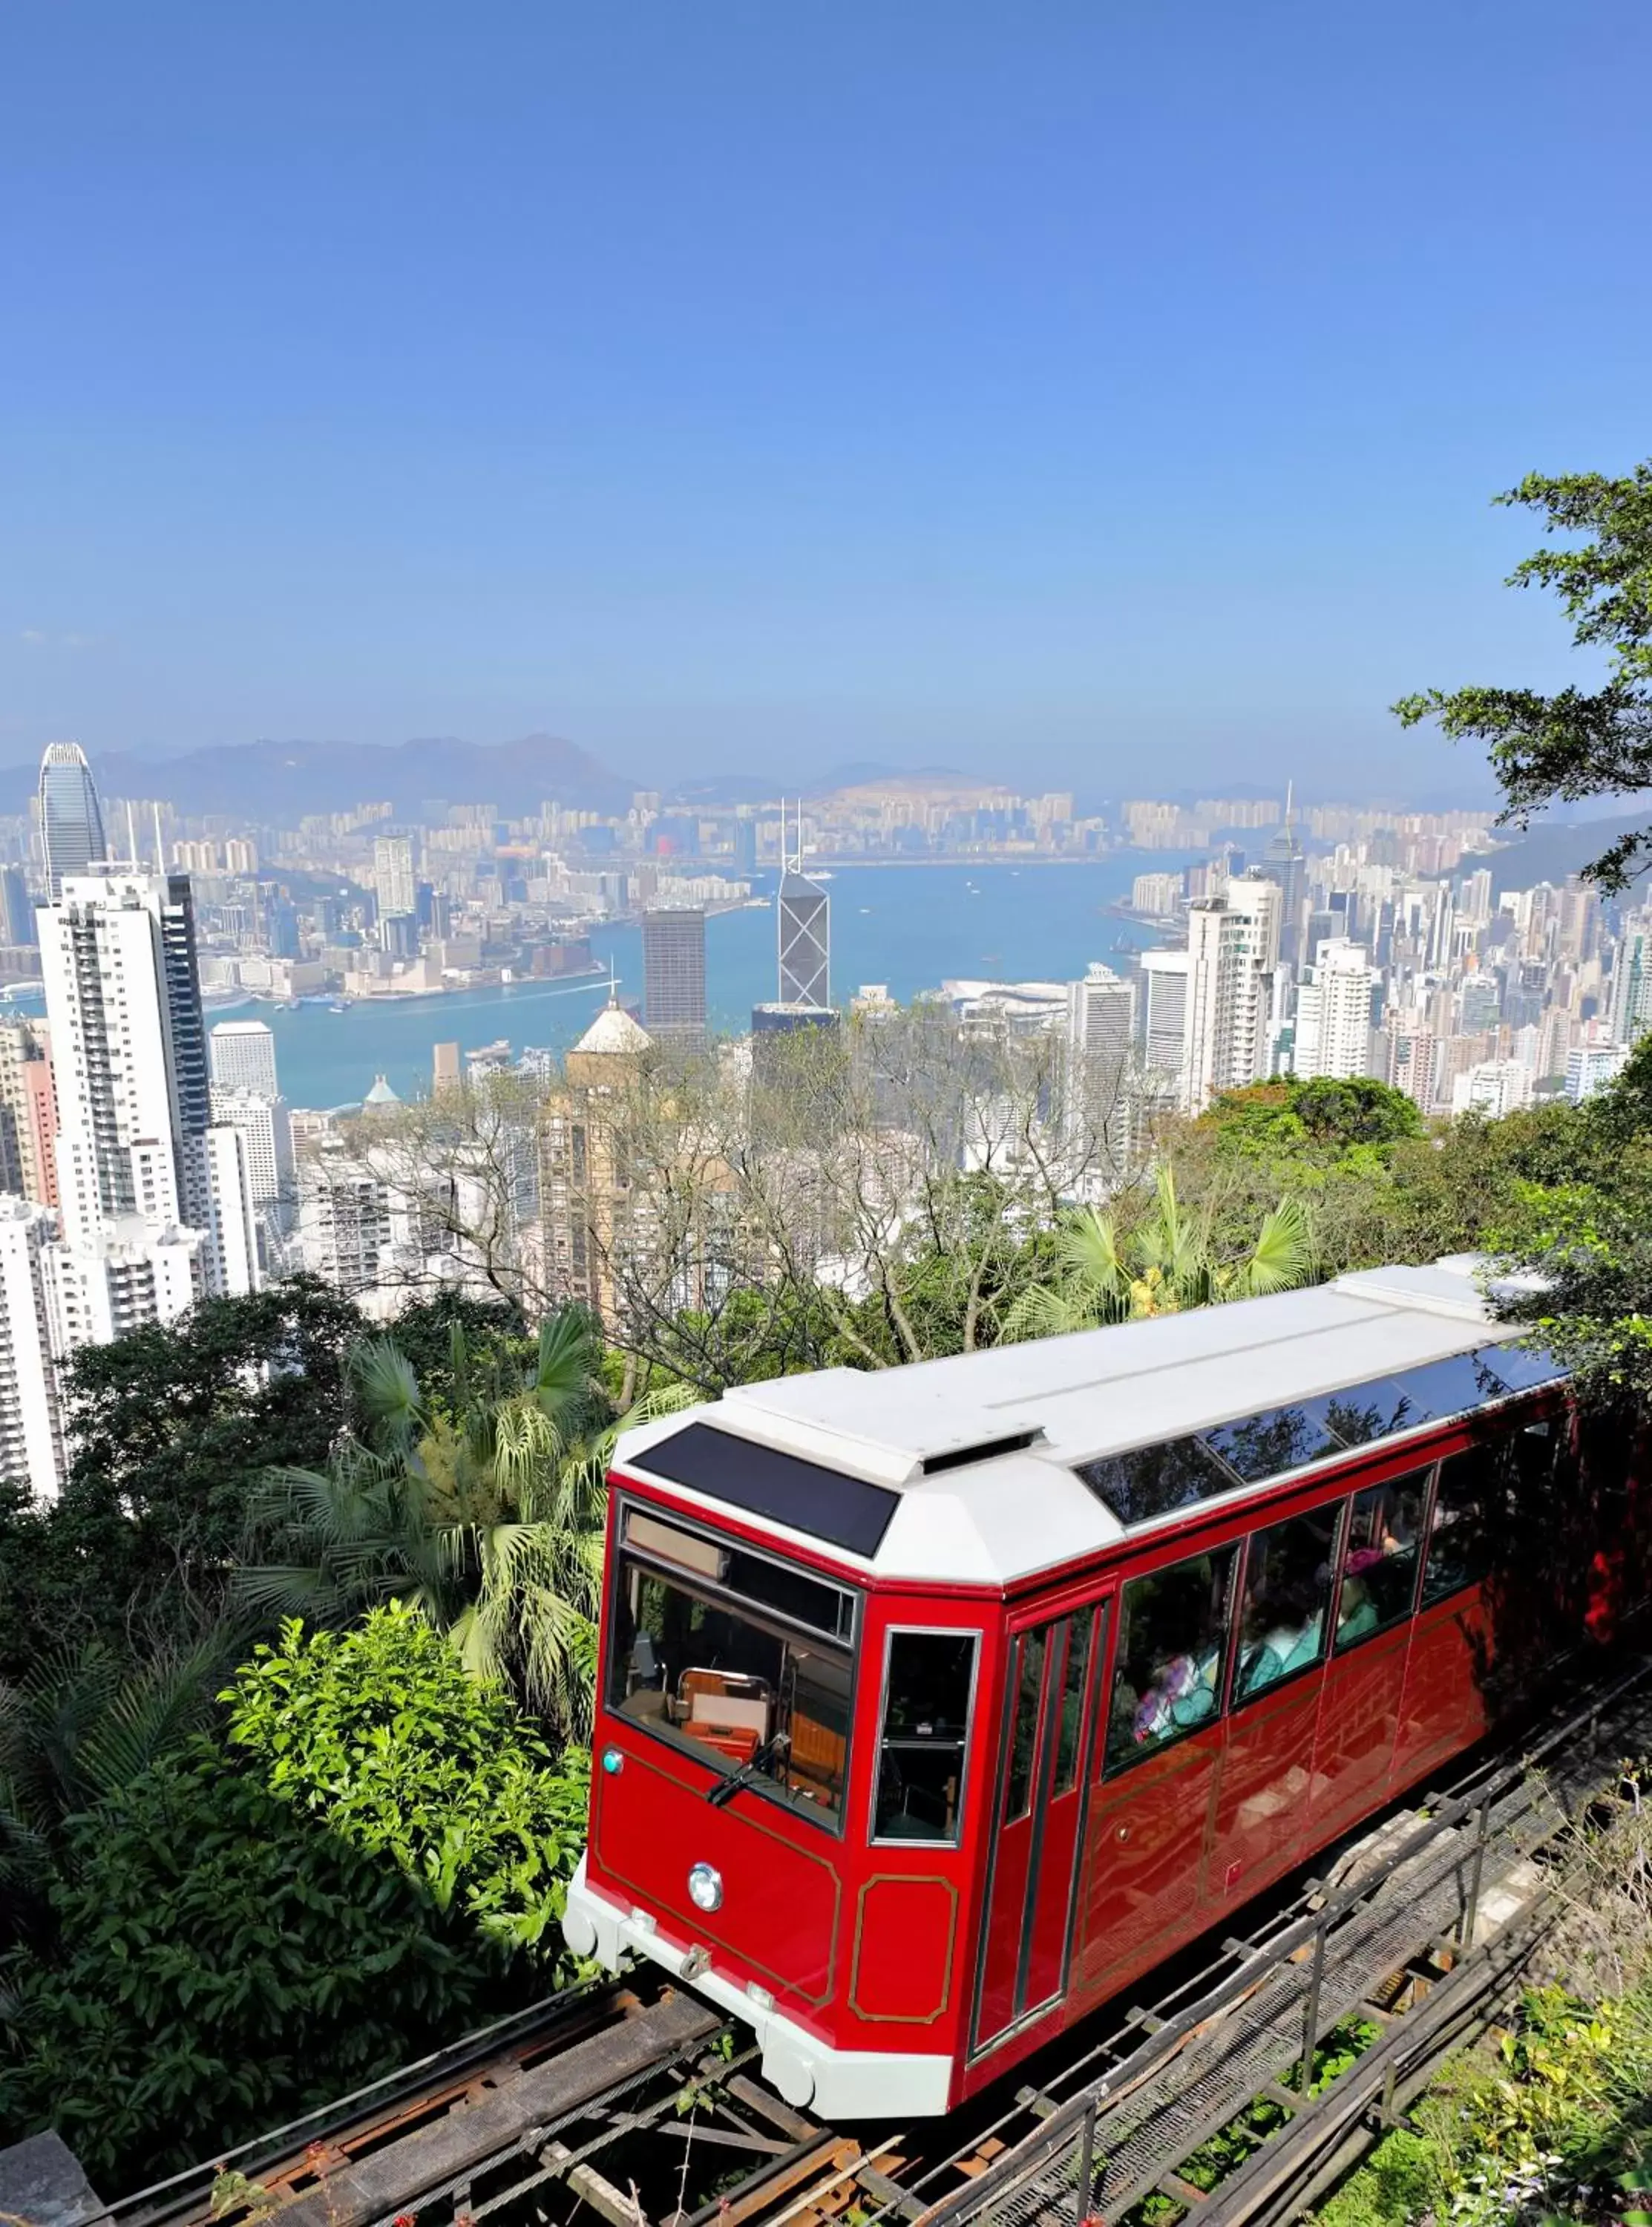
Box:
4 1047 1652 2194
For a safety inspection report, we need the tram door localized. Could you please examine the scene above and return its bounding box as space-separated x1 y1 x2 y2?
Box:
971 1600 1105 2055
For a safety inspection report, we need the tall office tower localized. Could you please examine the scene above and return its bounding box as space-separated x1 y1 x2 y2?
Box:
210 1017 280 1097
1458 971 1502 1036
641 909 707 1044
39 869 256 1301
0 1018 56 1203
1139 949 1191 1099
375 834 417 922
38 742 108 900
1252 785 1306 966
1179 877 1281 1113
1066 961 1138 1163
0 1197 68 1497
1293 939 1377 1081
776 802 830 1008
1 866 36 948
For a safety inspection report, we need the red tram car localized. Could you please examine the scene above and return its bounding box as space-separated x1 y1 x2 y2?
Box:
562 1258 1630 2119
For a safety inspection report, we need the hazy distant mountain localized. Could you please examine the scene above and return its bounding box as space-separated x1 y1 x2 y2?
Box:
1475 813 1652 892
666 762 966 807
0 733 637 823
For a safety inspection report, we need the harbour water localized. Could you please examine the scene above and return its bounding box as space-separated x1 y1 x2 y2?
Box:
14 857 1192 1108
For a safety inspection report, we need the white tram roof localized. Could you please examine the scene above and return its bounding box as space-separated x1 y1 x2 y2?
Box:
616 1256 1561 1589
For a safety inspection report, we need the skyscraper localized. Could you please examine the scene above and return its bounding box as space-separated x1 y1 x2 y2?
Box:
0 1018 58 1206
1252 783 1306 966
1066 961 1137 1165
39 869 257 1304
375 834 417 922
1293 938 1377 1080
642 909 707 1044
210 1018 280 1097
0 1198 67 1497
1140 949 1191 1100
776 802 830 1009
38 742 108 900
1610 922 1652 1046
1180 877 1281 1112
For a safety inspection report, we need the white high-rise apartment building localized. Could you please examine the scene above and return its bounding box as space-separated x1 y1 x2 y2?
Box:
1179 878 1281 1112
1140 949 1190 1099
1565 1042 1630 1102
1610 920 1652 1046
0 1200 66 1497
39 869 258 1310
43 1221 203 1353
1450 1060 1535 1119
1294 938 1377 1080
1066 961 1137 1164
375 834 417 920
210 1018 279 1097
211 1084 296 1236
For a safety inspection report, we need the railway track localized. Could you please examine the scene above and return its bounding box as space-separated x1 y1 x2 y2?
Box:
102 1652 1652 2227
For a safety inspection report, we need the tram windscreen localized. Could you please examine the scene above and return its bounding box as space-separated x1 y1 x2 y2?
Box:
607 1504 856 1826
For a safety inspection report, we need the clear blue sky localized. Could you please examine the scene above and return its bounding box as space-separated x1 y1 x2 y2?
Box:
2 1 1648 800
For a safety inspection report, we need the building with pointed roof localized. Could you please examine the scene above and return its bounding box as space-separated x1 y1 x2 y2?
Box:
542 992 654 1320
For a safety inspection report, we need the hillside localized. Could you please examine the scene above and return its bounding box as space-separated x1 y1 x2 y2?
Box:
1478 811 1652 893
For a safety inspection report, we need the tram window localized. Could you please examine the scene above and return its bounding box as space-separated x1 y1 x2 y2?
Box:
1075 1436 1233 1525
1003 1627 1047 1820
1421 1443 1501 1606
1203 1398 1343 1484
609 1546 854 1827
1335 1471 1429 1649
1106 1546 1236 1772
1384 1353 1509 1428
1484 1343 1566 1393
873 1631 977 1844
1233 1508 1337 1700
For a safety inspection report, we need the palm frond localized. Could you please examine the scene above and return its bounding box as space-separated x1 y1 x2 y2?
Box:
350 1337 427 1456
1233 1197 1315 1299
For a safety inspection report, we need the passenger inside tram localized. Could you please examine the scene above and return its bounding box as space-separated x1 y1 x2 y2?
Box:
1233 1505 1337 1696
1336 1472 1429 1645
1107 1548 1236 1765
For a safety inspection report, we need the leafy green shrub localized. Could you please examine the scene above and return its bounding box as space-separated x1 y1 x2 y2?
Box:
0 1606 592 2193
0 1744 476 2191
223 1606 589 1955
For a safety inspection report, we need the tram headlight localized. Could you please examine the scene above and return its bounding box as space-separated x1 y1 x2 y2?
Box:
687 1861 724 1914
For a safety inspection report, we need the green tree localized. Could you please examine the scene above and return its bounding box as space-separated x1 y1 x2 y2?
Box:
1199 1077 1424 1162
0 1635 228 1949
0 1608 589 2191
1001 1167 1314 1340
1486 1039 1652 1396
1394 462 1652 888
242 1312 682 1732
0 1744 476 2191
46 1279 365 1658
223 1607 589 1956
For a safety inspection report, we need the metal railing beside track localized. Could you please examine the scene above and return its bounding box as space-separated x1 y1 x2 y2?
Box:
897 1654 1652 2227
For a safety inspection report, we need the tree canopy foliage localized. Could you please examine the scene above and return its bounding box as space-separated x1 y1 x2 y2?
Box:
0 1608 589 2194
1395 462 1652 888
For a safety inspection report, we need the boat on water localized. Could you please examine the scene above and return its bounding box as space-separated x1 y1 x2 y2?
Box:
327 1001 350 1013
